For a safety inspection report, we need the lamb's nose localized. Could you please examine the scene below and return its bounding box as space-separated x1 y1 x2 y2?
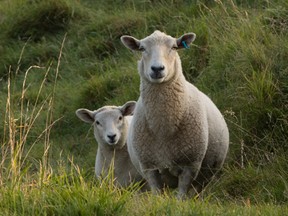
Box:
107 134 116 142
151 65 165 73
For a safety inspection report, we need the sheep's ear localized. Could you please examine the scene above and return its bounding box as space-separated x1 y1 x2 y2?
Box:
176 33 196 49
121 35 141 51
119 101 136 116
75 109 96 124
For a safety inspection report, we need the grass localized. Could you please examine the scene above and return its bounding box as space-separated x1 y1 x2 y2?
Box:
0 0 288 215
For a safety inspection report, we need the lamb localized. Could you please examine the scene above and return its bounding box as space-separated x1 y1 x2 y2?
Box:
75 101 144 187
121 30 229 198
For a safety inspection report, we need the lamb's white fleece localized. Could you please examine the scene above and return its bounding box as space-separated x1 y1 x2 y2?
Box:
76 101 144 187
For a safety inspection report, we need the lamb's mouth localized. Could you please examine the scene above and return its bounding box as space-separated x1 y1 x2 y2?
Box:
107 140 118 145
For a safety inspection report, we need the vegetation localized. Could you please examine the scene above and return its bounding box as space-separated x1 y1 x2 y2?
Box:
0 0 287 215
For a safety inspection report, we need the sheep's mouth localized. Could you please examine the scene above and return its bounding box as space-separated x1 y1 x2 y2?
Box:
150 72 165 80
149 72 165 83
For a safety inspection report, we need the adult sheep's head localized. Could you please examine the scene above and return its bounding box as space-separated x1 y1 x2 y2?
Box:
121 30 196 84
75 101 136 148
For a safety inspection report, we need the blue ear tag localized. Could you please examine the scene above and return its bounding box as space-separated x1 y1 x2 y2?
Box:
182 41 189 49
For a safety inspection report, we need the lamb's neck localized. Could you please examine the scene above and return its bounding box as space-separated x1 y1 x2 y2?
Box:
98 140 126 154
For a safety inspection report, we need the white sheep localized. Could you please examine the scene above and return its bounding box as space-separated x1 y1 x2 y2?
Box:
75 101 144 187
121 30 229 198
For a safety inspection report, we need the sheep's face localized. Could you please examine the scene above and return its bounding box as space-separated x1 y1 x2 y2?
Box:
138 34 177 83
75 101 136 148
121 30 196 84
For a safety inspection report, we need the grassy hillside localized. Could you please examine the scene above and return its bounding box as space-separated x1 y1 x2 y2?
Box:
0 0 288 215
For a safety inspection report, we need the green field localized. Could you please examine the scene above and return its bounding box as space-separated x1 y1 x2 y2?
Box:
0 0 288 215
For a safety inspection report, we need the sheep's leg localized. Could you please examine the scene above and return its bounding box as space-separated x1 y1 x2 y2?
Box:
160 168 178 188
143 169 163 194
177 163 201 199
192 166 217 195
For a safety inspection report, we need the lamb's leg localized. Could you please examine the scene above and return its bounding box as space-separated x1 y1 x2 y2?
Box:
143 169 163 194
177 163 201 199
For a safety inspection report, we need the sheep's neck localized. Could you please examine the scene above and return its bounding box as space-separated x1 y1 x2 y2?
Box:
140 72 187 137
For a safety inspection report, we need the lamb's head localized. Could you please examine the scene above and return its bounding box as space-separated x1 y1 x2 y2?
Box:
121 30 196 84
76 101 136 148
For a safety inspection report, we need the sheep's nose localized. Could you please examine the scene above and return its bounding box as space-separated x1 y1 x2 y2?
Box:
107 134 116 142
150 65 165 79
151 65 165 73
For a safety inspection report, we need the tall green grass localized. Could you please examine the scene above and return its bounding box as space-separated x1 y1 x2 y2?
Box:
0 0 288 215
196 0 288 160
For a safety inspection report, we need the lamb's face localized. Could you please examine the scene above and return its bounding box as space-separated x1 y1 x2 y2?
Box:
75 101 136 148
93 109 124 146
121 30 196 84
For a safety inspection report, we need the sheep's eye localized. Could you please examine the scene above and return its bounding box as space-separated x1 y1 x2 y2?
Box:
119 116 123 121
96 120 100 125
139 46 145 52
171 46 178 50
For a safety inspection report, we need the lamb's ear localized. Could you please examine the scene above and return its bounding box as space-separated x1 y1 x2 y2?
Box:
119 101 136 116
176 33 196 49
75 109 96 124
121 35 141 51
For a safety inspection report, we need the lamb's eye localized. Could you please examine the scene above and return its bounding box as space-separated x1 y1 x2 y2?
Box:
119 116 123 121
96 120 100 125
139 46 145 52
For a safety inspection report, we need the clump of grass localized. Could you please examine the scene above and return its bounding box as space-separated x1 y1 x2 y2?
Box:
263 1 288 35
5 0 83 42
76 10 145 60
0 34 67 184
0 0 83 78
77 61 139 109
0 157 135 215
208 155 288 205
